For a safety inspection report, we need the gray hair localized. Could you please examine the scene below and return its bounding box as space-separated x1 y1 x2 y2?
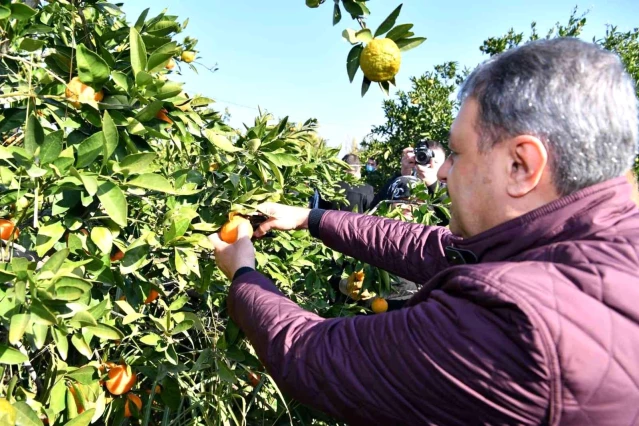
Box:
458 37 639 196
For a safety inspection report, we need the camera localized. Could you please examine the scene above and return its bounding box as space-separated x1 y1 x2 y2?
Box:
414 139 434 165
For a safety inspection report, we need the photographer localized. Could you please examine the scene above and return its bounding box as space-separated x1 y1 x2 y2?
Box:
211 38 639 425
373 139 449 225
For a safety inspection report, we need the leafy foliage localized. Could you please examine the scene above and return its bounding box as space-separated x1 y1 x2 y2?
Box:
0 2 350 425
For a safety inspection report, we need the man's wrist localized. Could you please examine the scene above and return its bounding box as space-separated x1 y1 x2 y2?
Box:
308 209 326 239
233 266 255 281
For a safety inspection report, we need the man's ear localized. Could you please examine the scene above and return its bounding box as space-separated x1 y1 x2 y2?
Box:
506 136 548 198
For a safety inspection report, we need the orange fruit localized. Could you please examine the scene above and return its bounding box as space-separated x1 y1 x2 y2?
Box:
248 371 261 387
165 58 176 70
219 213 252 244
65 77 103 108
371 297 388 314
181 51 196 63
144 385 162 395
110 247 125 262
124 393 142 418
144 289 159 304
156 109 173 125
104 363 136 395
0 219 18 240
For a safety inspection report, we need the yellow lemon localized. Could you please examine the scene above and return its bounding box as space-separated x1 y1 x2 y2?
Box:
359 38 401 82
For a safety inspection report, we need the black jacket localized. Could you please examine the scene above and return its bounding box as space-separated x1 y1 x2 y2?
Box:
371 174 449 226
318 181 375 214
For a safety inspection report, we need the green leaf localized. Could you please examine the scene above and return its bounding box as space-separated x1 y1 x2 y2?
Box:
355 29 373 43
85 324 124 340
129 27 147 76
78 172 98 197
342 28 359 45
10 3 37 20
261 152 298 167
71 333 92 359
76 44 110 87
204 130 241 152
31 299 57 325
379 80 390 96
165 344 178 365
217 360 235 383
174 248 188 275
51 327 68 359
0 6 10 19
171 320 194 335
133 8 149 32
120 244 150 274
102 111 118 162
9 313 30 345
76 132 104 168
13 401 43 426
140 334 161 346
97 181 128 227
396 37 427 52
168 295 188 311
135 100 164 122
116 153 156 175
90 227 112 254
40 248 69 277
346 45 363 83
374 4 403 37
386 23 413 41
36 221 65 257
25 113 44 155
361 76 371 97
19 38 45 52
66 366 98 385
55 286 83 301
332 2 341 26
111 71 129 91
127 173 174 193
0 344 28 364
342 0 366 17
122 312 145 325
55 277 93 293
64 408 95 426
147 42 178 72
40 130 63 164
71 311 97 327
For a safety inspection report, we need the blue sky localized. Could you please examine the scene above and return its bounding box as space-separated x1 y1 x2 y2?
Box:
122 0 639 157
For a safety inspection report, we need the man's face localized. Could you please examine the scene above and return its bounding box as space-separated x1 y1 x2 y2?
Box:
437 98 511 238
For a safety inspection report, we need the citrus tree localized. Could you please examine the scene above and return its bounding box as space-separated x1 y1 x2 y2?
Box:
0 1 353 425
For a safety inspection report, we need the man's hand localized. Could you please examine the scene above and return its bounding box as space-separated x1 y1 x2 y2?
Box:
209 223 255 280
400 147 415 176
254 202 311 238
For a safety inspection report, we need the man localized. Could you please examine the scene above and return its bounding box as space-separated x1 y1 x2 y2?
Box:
211 38 639 425
372 140 449 225
372 140 447 204
314 153 375 214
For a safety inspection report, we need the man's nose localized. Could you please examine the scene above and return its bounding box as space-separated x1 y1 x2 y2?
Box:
437 158 451 183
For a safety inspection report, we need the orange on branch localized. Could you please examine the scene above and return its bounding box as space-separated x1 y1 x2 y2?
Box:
220 214 253 243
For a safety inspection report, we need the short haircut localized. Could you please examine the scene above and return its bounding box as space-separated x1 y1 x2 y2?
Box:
458 37 638 196
342 154 361 166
